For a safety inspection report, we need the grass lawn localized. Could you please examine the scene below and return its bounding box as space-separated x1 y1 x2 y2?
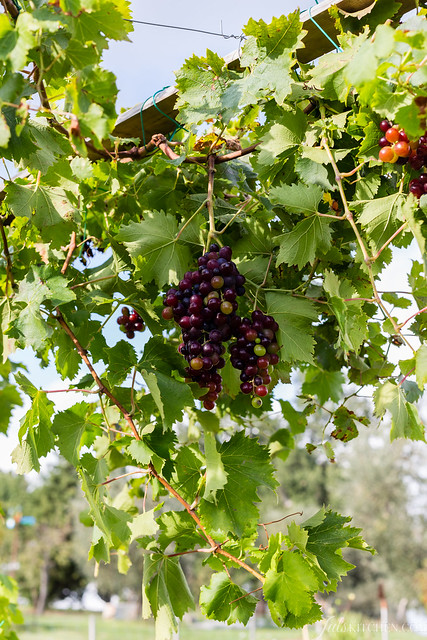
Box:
16 610 427 640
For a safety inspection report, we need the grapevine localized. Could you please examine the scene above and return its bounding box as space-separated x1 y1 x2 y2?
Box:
0 2 426 639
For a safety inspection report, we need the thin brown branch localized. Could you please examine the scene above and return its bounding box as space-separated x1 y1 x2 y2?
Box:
321 136 415 354
207 154 216 243
153 134 259 166
41 388 99 394
100 470 147 486
148 464 265 581
148 463 216 548
0 218 15 293
370 222 408 262
70 275 117 290
339 162 366 178
398 306 427 330
398 367 416 387
55 310 141 440
61 231 77 274
1 0 19 19
259 512 303 527
214 142 260 163
229 586 263 605
167 548 214 558
215 548 265 583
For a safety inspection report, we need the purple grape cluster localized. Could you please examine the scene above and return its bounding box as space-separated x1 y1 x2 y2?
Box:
409 174 427 199
162 244 245 410
117 307 145 339
230 310 280 409
162 244 281 410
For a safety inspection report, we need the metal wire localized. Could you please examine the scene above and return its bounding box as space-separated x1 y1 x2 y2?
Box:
125 18 245 41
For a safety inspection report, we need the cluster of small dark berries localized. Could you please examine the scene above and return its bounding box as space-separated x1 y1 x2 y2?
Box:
117 307 145 339
230 310 280 408
378 120 427 197
162 244 280 410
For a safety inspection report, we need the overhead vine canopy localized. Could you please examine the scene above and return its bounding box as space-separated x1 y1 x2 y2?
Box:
0 0 426 638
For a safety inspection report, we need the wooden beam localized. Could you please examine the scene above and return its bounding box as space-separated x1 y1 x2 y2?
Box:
113 0 416 141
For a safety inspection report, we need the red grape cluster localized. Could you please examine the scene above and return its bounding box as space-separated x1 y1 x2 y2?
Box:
117 307 145 339
162 244 280 410
378 120 427 197
230 310 280 409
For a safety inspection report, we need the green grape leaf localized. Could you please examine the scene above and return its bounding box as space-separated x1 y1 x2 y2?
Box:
157 511 201 552
129 509 159 542
263 549 319 623
265 292 318 364
374 380 425 441
0 384 22 435
200 572 257 625
356 193 407 251
11 373 55 473
171 446 204 504
275 216 332 269
52 402 96 466
140 370 194 429
303 509 362 584
270 183 323 216
279 400 308 434
415 343 427 390
106 340 137 387
143 554 195 640
199 431 278 539
203 431 228 502
302 367 344 404
116 212 192 288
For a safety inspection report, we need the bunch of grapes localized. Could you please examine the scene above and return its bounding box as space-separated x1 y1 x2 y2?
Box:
230 310 280 409
378 120 427 197
162 244 281 410
117 307 145 339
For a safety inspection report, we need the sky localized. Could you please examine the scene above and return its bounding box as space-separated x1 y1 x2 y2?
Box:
0 0 424 474
102 0 315 111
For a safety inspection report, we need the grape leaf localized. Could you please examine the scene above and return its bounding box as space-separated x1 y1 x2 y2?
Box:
203 431 228 502
302 367 344 404
373 380 425 441
200 572 257 625
303 509 362 584
199 431 278 538
270 183 323 216
143 554 195 640
116 212 192 288
140 370 194 429
11 373 55 473
265 292 317 364
52 402 96 466
275 216 332 269
0 384 22 434
415 343 427 390
157 511 201 552
356 193 407 251
106 340 137 387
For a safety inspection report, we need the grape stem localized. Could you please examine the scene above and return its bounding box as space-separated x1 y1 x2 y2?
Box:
253 253 273 311
398 306 427 330
206 154 217 249
61 231 77 274
321 136 415 354
55 310 141 440
0 217 15 295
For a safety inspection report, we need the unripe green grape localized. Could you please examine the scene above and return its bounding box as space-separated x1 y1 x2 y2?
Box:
252 397 263 408
254 344 266 356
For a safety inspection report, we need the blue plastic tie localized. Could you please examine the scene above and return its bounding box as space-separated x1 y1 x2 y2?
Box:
308 4 343 53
